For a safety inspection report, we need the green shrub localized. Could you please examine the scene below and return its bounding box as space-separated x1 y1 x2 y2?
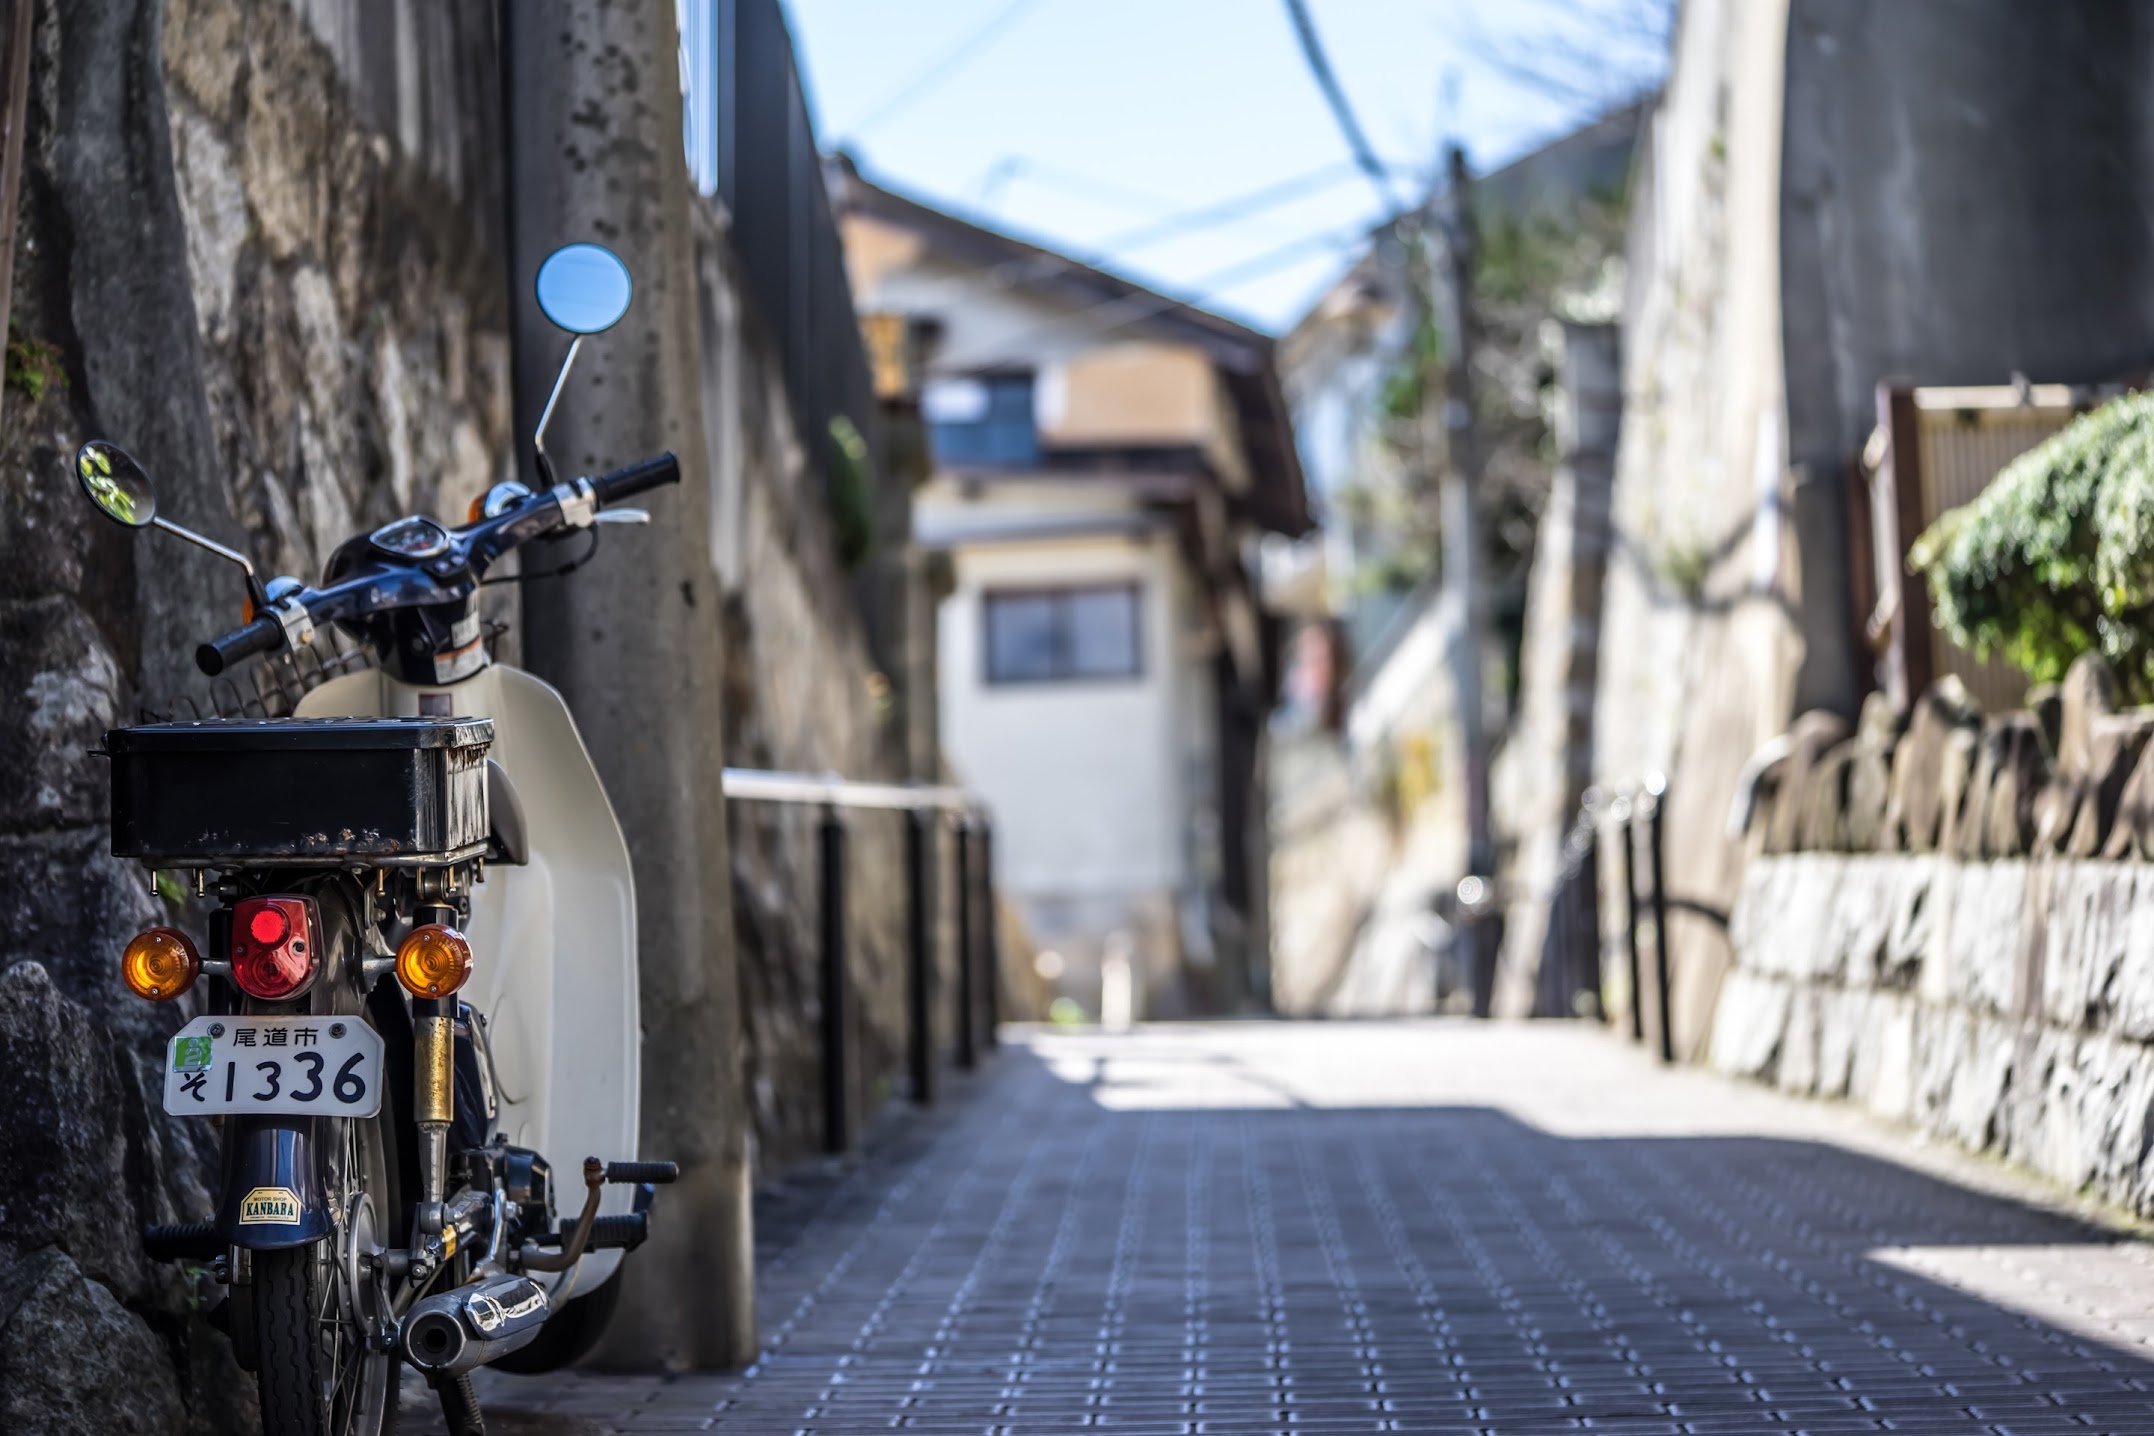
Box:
1910 391 2154 701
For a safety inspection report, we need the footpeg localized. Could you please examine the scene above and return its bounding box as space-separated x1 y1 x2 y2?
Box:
603 1160 677 1185
143 1221 222 1260
532 1212 648 1253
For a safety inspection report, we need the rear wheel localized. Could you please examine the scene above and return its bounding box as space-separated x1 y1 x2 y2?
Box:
252 1113 398 1436
252 891 401 1436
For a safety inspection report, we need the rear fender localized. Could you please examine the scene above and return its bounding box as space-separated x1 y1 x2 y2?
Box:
216 1116 333 1250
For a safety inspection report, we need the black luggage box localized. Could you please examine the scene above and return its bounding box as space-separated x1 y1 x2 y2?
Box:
107 717 492 865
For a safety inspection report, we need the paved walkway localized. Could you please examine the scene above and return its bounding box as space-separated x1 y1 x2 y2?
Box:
418 1022 2154 1434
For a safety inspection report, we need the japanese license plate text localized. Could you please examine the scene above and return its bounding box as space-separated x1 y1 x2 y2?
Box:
161 1015 383 1118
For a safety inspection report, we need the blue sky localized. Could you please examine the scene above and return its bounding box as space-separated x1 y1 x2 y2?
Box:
785 0 1666 334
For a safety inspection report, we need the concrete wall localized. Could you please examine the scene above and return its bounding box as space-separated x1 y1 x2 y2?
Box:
1592 0 1798 1061
1599 0 2154 1062
1491 323 1620 1017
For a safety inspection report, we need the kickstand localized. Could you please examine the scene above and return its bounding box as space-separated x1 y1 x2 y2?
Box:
430 1371 485 1436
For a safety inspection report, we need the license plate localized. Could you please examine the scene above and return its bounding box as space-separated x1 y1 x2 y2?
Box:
162 1016 383 1118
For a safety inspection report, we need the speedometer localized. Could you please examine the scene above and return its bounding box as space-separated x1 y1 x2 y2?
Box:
368 516 452 560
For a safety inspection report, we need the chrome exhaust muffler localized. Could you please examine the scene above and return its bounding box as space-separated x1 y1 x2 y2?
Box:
399 1272 551 1376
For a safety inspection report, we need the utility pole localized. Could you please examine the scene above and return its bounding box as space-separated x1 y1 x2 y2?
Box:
1435 145 1498 1017
505 0 757 1369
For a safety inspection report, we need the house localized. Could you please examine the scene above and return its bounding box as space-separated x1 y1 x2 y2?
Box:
831 160 1312 1019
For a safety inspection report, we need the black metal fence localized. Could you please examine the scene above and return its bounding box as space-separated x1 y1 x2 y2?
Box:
1544 775 1673 1062
682 0 879 552
723 770 1000 1154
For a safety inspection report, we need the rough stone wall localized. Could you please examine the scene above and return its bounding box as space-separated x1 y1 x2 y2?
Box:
165 0 513 591
1715 854 2154 1216
2 0 928 1413
717 303 912 1164
0 0 510 1429
1715 653 2154 1210
691 211 927 1169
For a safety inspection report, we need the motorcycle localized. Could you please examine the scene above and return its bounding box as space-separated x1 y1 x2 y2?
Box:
79 243 676 1435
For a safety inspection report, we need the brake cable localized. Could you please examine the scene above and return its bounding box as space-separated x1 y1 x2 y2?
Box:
478 526 600 586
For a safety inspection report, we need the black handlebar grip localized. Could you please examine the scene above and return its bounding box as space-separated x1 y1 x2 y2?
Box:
195 614 287 676
588 452 680 507
603 1160 679 1185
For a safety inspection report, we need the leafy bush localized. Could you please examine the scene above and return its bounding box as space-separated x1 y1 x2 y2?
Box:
1910 391 2154 701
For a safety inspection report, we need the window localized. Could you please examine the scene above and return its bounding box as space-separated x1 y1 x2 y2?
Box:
984 584 1143 684
926 373 1039 468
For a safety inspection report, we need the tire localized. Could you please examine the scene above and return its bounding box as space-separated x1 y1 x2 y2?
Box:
251 1112 399 1436
251 890 401 1436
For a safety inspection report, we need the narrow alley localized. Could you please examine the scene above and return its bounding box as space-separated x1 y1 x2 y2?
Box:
425 1023 2154 1434
26 5 2154 1433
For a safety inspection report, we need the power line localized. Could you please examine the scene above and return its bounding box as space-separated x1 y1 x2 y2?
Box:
1280 0 1406 210
976 156 1168 216
841 0 1051 140
936 222 1369 373
1098 164 1368 253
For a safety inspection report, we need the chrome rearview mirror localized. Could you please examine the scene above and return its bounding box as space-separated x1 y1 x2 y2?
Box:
73 439 261 594
76 440 157 527
535 243 632 336
531 244 635 474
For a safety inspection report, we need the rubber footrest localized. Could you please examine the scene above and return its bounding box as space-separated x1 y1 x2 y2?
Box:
603 1160 678 1185
533 1213 648 1252
144 1221 222 1260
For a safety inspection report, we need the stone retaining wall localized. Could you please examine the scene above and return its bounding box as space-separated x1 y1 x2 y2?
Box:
1713 651 2154 1213
1715 853 2154 1214
2 0 934 1423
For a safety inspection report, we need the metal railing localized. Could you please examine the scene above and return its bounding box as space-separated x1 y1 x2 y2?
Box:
682 0 878 541
721 768 999 1154
1541 775 1672 1062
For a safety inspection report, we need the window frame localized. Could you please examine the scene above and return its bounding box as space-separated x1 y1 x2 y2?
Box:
927 370 1040 470
981 581 1146 687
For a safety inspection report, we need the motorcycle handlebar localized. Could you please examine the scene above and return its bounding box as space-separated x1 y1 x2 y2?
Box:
196 614 286 676
186 452 681 673
588 452 680 506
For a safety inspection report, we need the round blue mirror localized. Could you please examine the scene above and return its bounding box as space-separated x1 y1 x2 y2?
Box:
534 243 633 335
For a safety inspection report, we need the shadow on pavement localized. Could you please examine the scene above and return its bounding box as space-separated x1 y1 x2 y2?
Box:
414 1033 2154 1433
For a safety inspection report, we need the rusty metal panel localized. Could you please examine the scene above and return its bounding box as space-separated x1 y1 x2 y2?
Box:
1870 385 1932 711
1866 384 2118 716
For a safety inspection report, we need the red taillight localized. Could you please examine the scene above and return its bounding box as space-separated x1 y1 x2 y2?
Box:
247 906 289 946
230 896 319 1002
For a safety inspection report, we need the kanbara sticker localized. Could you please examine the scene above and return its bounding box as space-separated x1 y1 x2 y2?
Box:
238 1186 303 1225
172 1035 213 1072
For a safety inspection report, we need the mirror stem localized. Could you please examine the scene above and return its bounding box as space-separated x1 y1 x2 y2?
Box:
152 515 256 579
533 334 583 462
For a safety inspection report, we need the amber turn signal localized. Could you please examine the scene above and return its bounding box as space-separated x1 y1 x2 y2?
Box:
122 927 201 1002
396 924 473 998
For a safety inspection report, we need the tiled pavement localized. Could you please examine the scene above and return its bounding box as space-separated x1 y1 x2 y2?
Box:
410 1022 2154 1434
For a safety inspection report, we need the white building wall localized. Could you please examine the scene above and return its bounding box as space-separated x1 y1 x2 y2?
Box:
939 532 1189 902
